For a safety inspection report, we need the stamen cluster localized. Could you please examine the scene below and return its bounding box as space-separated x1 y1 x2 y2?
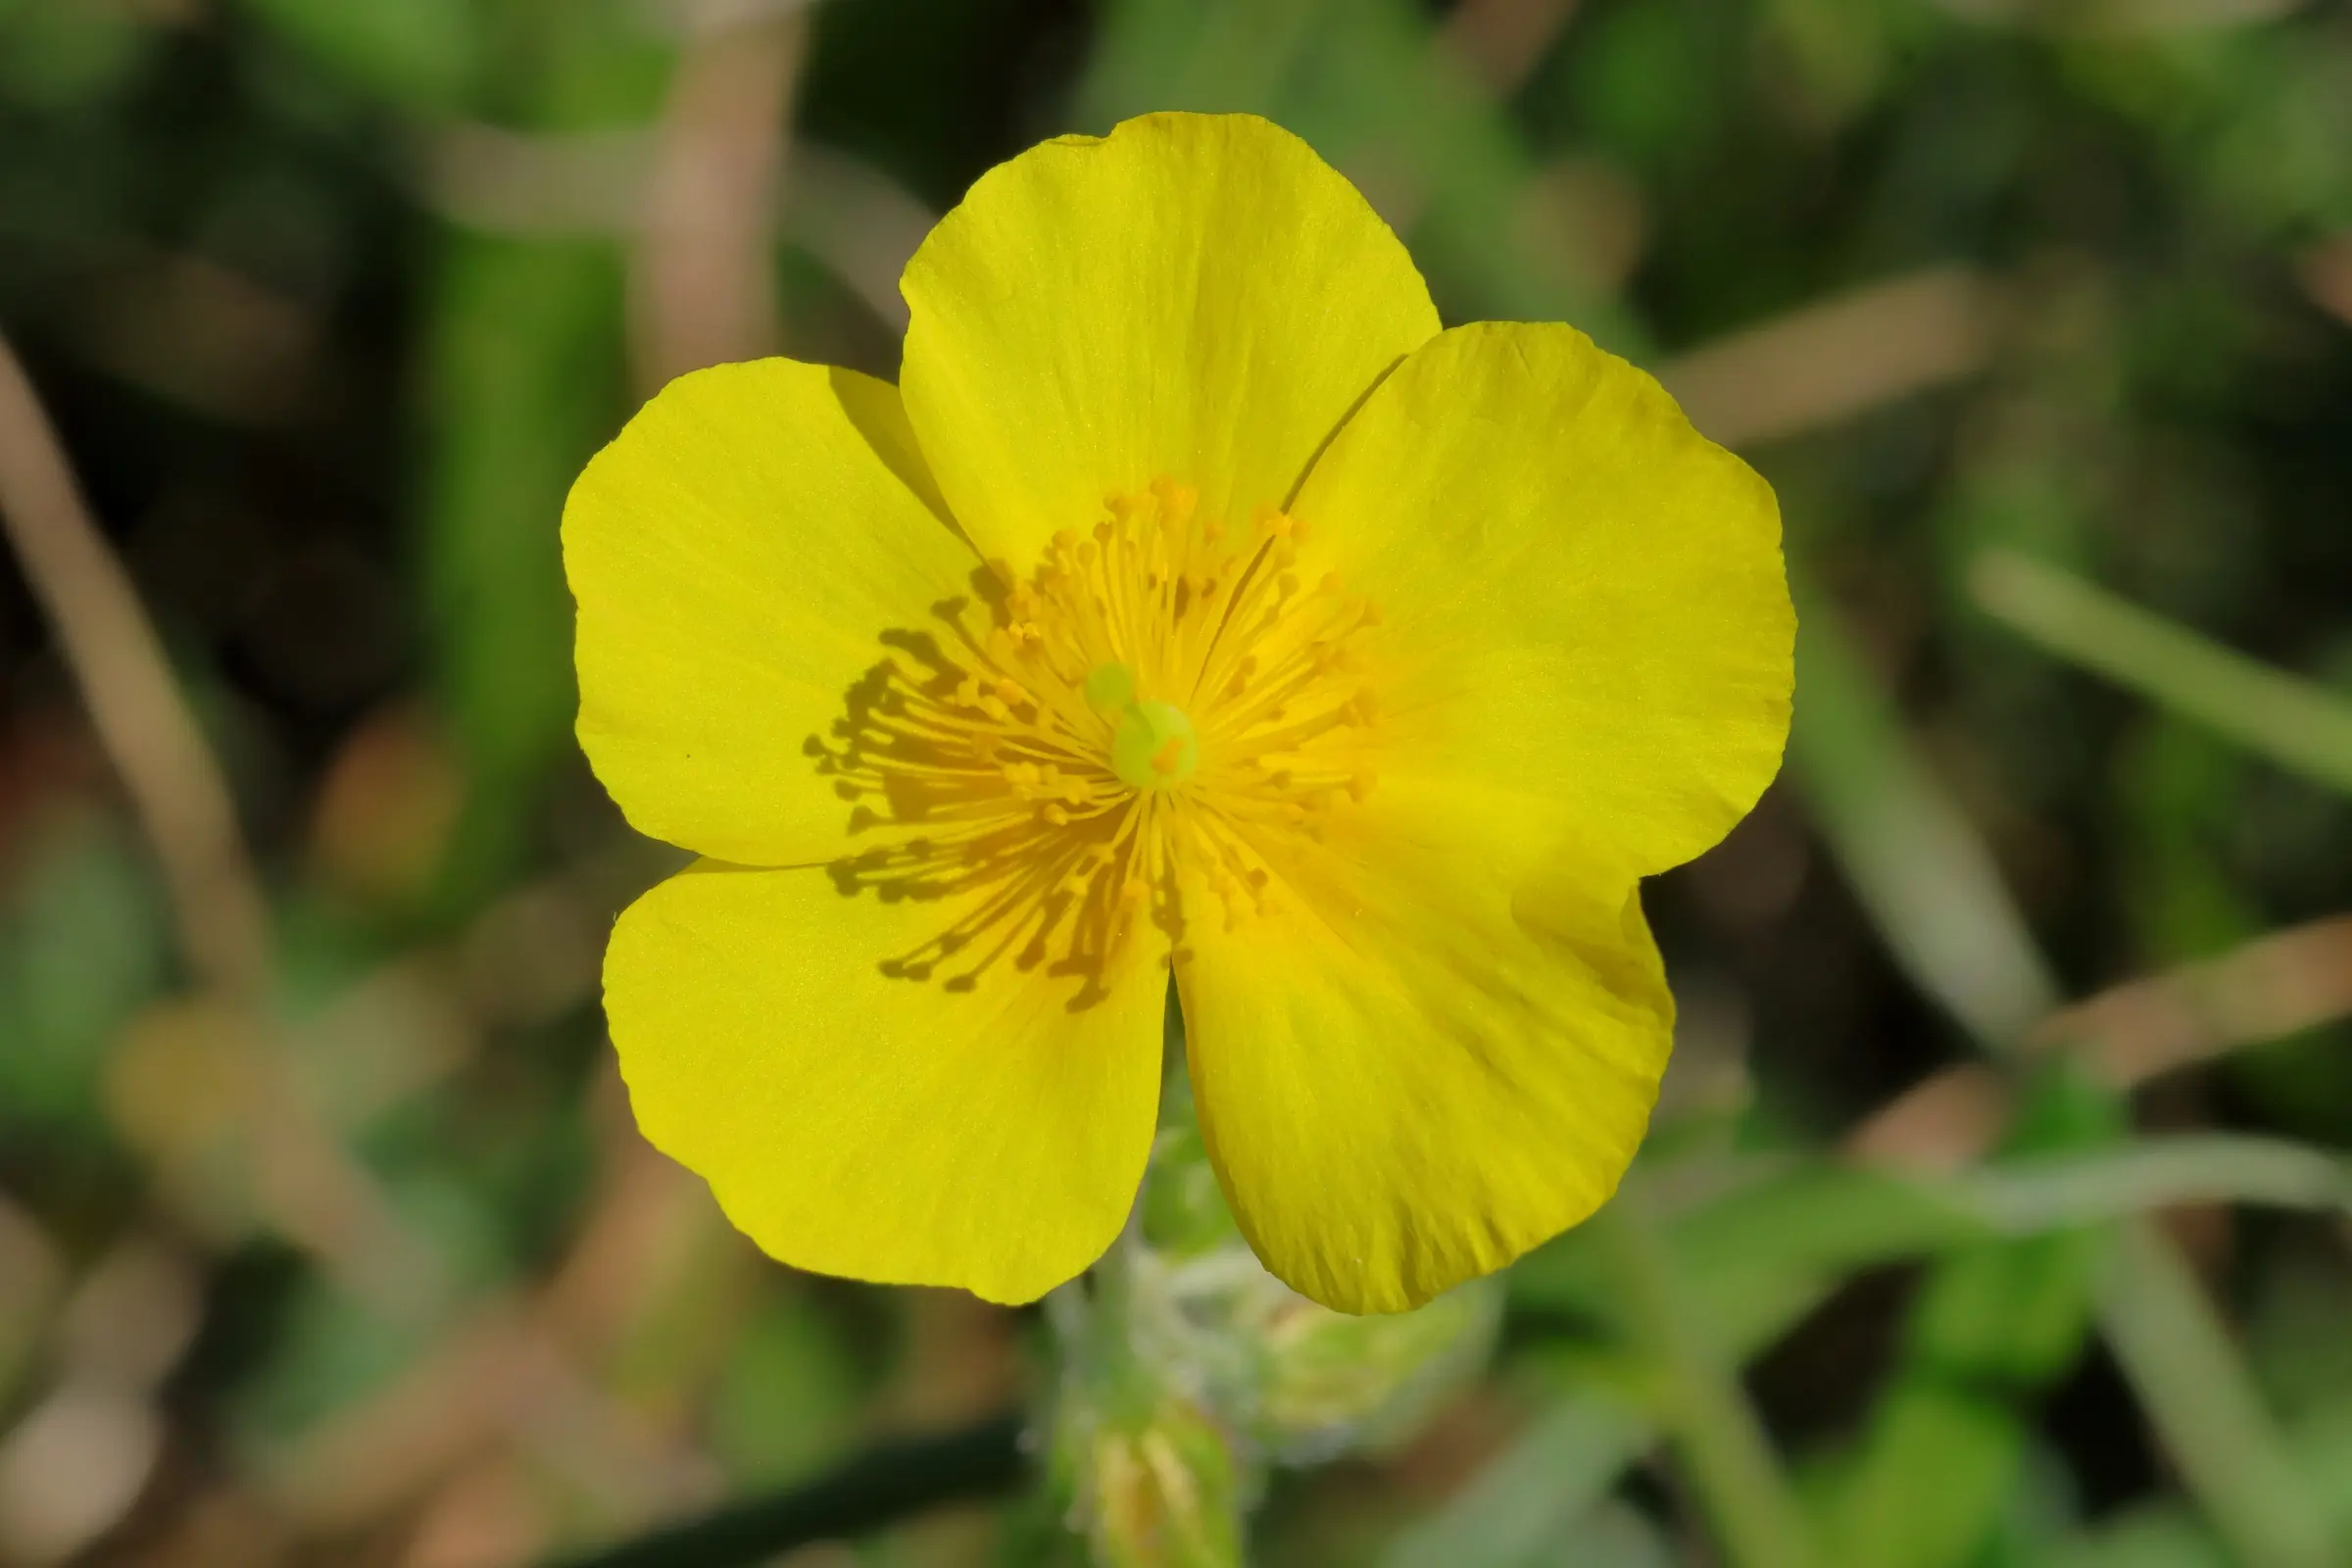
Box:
809 478 1383 993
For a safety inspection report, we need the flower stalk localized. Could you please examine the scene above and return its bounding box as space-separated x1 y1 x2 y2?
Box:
1038 1044 1504 1565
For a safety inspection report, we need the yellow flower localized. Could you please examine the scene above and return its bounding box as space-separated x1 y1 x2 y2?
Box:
563 113 1792 1315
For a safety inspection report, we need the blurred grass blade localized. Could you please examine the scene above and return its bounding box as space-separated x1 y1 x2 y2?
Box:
1523 1133 2352 1380
1558 1499 1680 1568
1827 1070 2119 1568
1789 582 2062 1049
421 232 625 913
2037 1504 2231 1568
1972 549 2352 800
1962 1136 2352 1230
1590 1199 1822 1568
1384 1395 1653 1568
2098 1219 2341 1568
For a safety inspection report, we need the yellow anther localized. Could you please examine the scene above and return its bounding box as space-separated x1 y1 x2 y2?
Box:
847 475 1380 967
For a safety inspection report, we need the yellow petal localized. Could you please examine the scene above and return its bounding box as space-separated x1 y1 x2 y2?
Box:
1293 320 1794 879
564 359 976 865
1175 781 1672 1314
899 112 1439 566
607 860 1167 1303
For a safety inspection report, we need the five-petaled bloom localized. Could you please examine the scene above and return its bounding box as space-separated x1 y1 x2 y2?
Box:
564 113 1793 1315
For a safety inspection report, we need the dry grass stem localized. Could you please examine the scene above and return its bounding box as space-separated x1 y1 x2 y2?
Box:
1444 0 1583 95
1665 268 1999 449
2297 236 2352 329
2036 913 2352 1088
1849 911 2352 1172
0 334 271 1003
631 5 811 390
0 334 435 1325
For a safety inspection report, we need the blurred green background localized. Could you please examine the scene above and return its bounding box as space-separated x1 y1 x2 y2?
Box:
3 0 2352 1564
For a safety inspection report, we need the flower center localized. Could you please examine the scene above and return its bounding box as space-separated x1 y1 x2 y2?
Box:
808 476 1383 995
1091 663 1200 790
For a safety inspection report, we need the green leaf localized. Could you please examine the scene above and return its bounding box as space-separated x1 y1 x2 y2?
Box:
0 810 170 1132
236 0 483 111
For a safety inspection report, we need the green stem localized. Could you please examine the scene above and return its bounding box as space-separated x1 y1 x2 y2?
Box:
2098 1219 2339 1568
1590 1194 1821 1568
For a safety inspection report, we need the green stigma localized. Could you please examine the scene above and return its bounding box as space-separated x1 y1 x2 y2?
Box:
1090 663 1199 791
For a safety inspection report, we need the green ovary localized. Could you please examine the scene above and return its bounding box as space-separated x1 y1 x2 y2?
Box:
1094 663 1200 791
